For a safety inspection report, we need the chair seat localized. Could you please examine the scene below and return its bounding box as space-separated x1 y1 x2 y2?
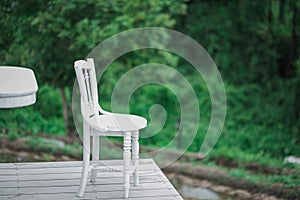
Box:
88 113 147 132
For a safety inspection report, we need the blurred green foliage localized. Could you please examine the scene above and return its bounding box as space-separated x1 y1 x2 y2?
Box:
0 0 299 165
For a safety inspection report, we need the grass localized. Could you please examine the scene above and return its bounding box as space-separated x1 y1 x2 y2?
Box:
208 146 289 168
228 167 300 191
185 159 300 199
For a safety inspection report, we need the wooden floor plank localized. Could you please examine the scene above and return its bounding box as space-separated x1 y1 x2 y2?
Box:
1 193 182 200
0 163 15 169
0 159 183 200
17 163 157 175
0 169 16 175
17 171 160 182
0 181 17 188
0 188 18 196
15 159 153 169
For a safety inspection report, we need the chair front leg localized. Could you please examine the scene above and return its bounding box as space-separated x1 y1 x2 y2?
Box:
77 122 91 197
123 131 131 198
91 136 99 183
132 130 139 186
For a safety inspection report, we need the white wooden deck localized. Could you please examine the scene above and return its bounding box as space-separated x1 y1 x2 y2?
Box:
0 159 183 200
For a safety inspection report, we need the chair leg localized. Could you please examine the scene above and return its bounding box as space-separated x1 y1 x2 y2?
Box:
91 136 99 183
123 132 131 198
132 130 139 186
77 123 90 197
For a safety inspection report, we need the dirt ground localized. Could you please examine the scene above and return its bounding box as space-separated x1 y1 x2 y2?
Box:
166 173 286 200
161 162 299 200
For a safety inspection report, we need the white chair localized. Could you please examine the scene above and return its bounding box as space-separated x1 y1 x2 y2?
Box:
74 58 147 198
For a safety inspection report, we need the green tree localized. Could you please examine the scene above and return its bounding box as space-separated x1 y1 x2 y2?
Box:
177 0 300 156
0 0 187 137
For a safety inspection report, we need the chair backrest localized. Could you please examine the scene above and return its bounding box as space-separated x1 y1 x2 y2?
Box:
74 58 99 118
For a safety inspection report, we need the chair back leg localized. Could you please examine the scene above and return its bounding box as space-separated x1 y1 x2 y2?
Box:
77 122 91 197
91 136 99 183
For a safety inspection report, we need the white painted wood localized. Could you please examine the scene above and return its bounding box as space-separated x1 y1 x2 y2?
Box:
15 172 160 182
0 188 18 196
0 160 183 200
0 169 16 175
74 58 147 198
12 176 163 188
15 174 162 186
0 163 15 169
13 159 153 169
0 66 38 108
77 122 90 197
20 187 179 196
132 130 139 186
123 131 131 198
15 163 155 176
91 136 99 183
0 181 17 188
0 175 18 182
3 193 183 200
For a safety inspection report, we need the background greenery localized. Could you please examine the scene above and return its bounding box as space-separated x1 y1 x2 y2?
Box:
0 0 299 168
